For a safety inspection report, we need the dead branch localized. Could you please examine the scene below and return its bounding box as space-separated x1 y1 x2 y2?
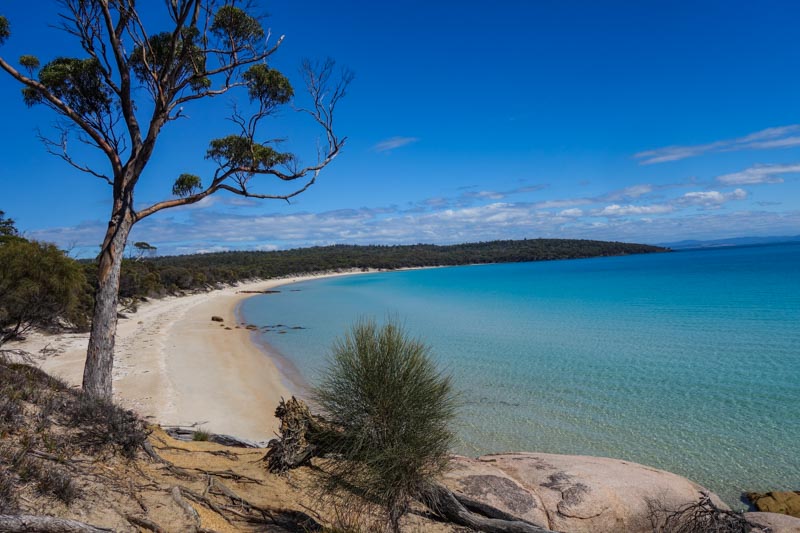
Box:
647 492 755 533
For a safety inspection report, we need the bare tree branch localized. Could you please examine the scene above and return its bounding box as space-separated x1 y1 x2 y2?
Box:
37 127 113 186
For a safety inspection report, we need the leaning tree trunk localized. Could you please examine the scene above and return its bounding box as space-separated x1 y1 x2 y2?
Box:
82 202 133 400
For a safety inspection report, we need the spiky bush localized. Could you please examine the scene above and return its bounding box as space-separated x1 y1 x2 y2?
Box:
313 319 457 533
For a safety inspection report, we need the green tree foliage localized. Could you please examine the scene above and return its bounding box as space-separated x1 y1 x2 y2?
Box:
172 174 202 197
0 240 87 345
0 16 9 46
0 211 19 243
22 57 112 116
312 319 457 533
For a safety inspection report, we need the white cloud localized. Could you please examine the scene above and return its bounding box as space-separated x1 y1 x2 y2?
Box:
602 184 654 201
534 198 593 209
558 208 584 217
716 163 800 185
678 188 747 206
372 136 419 152
595 204 674 217
634 125 800 164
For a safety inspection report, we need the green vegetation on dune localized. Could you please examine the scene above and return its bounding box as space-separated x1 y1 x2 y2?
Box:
111 239 668 299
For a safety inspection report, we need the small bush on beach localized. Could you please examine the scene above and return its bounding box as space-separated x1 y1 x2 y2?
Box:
312 318 457 533
192 427 211 441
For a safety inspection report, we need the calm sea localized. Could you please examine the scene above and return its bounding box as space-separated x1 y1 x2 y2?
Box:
240 242 800 506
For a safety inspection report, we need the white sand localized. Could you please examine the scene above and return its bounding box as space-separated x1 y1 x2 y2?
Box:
5 272 366 441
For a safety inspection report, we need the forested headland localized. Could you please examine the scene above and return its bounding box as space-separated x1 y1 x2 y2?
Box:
111 239 668 300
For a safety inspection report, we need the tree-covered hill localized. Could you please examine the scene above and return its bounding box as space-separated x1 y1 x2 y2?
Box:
107 239 668 299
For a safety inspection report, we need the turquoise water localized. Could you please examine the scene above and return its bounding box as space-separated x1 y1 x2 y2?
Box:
240 243 800 506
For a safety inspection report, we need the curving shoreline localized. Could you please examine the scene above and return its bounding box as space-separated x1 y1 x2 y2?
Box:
7 270 377 441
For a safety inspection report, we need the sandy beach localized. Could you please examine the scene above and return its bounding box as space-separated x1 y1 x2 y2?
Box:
5 271 366 442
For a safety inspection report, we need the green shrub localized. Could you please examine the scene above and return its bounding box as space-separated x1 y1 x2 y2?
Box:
0 238 88 344
192 427 211 441
312 319 457 533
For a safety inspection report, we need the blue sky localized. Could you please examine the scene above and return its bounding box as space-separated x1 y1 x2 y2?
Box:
1 1 799 256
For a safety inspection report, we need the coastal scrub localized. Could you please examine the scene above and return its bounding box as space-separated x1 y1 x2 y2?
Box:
312 319 457 533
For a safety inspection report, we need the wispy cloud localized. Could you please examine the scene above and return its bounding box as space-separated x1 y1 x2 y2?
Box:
372 136 419 153
677 188 747 207
594 204 674 217
716 163 800 185
634 125 800 164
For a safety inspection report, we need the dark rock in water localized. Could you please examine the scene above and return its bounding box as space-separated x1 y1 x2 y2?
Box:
225 327 232 330
748 491 800 518
238 289 280 294
290 326 306 330
211 316 224 322
245 324 258 330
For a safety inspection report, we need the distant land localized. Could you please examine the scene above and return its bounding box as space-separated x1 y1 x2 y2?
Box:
659 235 800 250
110 239 667 300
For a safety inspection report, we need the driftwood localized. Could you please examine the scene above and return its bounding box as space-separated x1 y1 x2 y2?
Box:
0 515 113 532
163 427 264 448
265 397 557 533
263 397 323 473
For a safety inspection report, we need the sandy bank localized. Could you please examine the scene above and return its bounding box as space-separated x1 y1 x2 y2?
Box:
6 270 372 441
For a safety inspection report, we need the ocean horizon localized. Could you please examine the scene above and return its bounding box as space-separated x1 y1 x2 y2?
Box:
240 242 800 508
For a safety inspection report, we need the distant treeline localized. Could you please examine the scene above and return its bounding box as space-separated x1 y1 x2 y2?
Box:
96 239 668 300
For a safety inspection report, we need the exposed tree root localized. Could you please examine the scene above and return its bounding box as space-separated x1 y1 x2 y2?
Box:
124 514 165 533
187 468 262 484
177 486 232 525
0 515 113 532
153 444 239 461
171 486 200 524
142 441 197 480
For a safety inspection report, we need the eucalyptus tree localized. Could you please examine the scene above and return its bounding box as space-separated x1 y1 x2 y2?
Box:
0 2 351 399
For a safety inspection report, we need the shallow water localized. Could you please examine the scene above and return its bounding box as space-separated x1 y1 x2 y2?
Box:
241 242 800 506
